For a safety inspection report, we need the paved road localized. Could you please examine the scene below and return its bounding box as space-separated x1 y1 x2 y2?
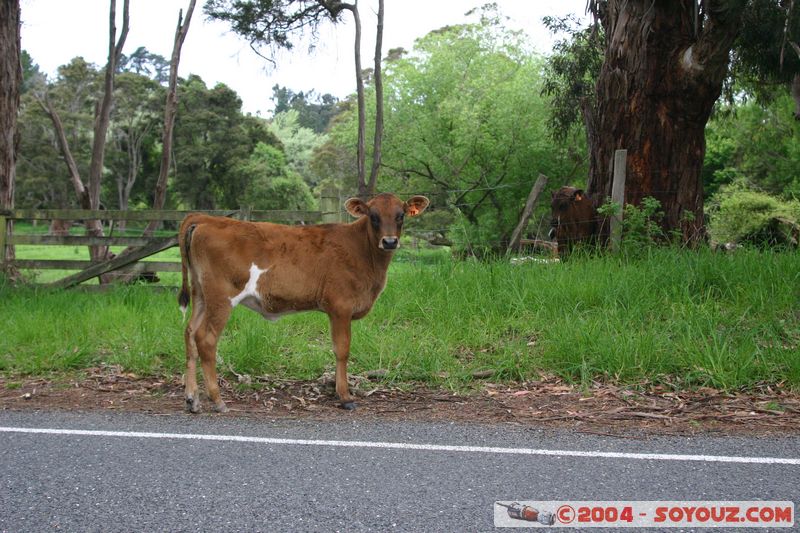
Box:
0 410 797 532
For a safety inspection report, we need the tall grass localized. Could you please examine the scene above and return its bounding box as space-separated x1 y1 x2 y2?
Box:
1 248 798 390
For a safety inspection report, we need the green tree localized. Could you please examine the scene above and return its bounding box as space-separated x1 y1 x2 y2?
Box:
271 84 339 133
309 102 359 193
120 46 170 84
108 71 165 215
17 57 100 209
729 0 800 117
326 12 587 253
239 142 315 211
268 109 327 187
172 74 278 209
20 50 42 93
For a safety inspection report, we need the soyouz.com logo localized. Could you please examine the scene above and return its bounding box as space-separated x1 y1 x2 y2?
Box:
494 501 794 528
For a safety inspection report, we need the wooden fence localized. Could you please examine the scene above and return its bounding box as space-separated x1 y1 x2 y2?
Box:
0 186 343 289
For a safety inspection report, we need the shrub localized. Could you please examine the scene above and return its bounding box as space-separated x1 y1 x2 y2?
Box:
598 196 667 254
707 181 800 247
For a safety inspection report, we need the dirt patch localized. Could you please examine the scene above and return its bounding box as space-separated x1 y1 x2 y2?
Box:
2 366 799 436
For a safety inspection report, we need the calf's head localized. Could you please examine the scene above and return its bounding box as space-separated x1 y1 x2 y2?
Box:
345 193 430 251
549 186 596 248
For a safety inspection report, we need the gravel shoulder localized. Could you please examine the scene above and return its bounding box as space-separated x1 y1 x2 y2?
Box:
2 366 799 436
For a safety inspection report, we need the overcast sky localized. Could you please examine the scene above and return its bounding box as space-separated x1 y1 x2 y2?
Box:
20 0 587 116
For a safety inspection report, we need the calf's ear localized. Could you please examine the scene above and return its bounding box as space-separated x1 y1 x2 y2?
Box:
404 195 430 217
344 198 369 218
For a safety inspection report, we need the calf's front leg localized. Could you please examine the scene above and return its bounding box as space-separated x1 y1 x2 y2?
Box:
329 313 355 410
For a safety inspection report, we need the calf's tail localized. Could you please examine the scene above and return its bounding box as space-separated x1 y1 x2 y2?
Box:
177 217 198 319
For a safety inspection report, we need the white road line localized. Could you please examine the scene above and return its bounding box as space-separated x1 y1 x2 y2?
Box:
1 426 798 465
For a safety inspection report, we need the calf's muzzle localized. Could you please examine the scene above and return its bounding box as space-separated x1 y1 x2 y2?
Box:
380 236 399 250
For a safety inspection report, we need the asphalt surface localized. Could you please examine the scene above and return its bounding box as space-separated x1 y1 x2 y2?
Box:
0 410 797 532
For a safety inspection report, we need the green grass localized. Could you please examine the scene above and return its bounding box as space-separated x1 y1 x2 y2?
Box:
1 247 799 391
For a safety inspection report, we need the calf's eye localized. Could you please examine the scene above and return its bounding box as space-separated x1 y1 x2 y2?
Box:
370 213 381 229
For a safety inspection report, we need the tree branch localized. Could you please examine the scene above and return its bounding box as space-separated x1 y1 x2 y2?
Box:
144 0 196 237
35 93 89 208
685 0 747 80
366 0 384 195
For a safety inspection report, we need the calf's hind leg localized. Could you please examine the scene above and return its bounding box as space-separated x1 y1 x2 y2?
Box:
184 286 204 413
194 304 232 413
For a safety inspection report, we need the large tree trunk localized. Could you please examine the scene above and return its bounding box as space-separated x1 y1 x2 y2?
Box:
587 0 746 242
0 0 21 272
143 0 195 237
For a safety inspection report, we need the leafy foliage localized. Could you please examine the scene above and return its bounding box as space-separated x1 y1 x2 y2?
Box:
599 196 671 253
728 0 800 104
271 84 339 133
268 109 327 187
622 197 667 249
541 14 603 140
321 12 588 254
171 75 278 209
204 0 346 51
16 51 298 213
20 50 42 93
239 142 316 210
707 181 800 246
107 72 166 210
120 46 170 84
16 57 100 209
704 93 800 198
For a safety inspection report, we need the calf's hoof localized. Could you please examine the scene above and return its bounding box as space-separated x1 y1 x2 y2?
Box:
340 401 356 411
185 396 201 414
213 400 229 413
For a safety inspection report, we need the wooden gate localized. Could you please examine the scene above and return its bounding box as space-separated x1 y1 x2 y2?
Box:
0 192 342 289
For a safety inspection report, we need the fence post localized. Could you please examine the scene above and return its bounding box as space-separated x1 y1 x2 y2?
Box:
320 184 341 223
507 173 548 254
610 149 627 252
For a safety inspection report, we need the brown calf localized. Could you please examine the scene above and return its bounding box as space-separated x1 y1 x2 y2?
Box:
177 193 429 413
548 186 606 254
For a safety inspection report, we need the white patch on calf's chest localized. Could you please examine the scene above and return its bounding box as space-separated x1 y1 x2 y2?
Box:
229 263 269 308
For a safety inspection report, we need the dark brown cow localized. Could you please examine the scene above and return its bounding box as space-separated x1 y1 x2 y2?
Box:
177 193 429 413
548 186 606 254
